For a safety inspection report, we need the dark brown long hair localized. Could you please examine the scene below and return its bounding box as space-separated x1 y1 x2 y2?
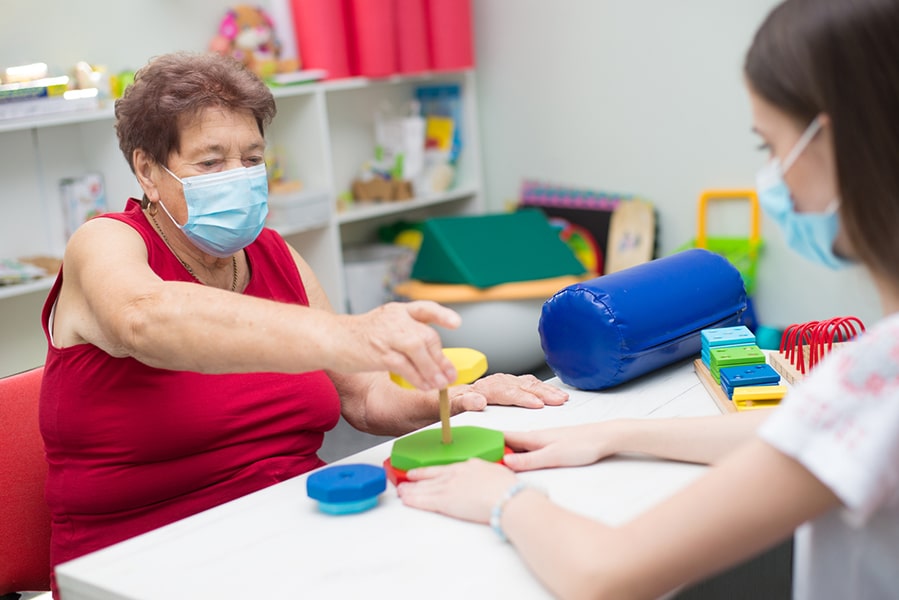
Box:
745 0 899 283
115 52 277 173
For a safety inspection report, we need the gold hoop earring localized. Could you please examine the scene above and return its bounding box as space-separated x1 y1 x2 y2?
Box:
148 202 158 217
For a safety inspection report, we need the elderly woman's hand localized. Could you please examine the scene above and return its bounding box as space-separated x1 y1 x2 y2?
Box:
330 300 461 391
450 373 569 411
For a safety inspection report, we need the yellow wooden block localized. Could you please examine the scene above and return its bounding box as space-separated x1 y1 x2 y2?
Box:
732 384 787 411
390 347 488 389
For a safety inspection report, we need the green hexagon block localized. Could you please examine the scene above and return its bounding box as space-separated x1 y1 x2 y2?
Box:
389 426 505 472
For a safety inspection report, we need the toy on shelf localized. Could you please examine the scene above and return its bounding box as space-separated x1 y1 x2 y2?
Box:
265 146 303 194
0 62 102 120
517 180 656 277
393 210 589 375
384 348 506 485
768 316 865 384
351 101 422 202
679 189 763 296
209 5 300 79
59 172 108 240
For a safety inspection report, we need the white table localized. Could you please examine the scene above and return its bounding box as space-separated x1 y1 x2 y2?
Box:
56 358 723 600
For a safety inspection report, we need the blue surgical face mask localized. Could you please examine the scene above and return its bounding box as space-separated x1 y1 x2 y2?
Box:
755 117 852 270
159 164 269 258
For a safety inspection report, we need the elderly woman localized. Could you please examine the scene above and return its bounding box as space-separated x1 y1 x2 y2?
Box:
39 51 567 587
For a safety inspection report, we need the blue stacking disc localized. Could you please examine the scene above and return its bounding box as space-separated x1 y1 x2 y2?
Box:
316 497 380 515
307 463 387 515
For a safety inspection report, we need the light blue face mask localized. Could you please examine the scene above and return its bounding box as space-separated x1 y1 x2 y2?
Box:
755 117 852 270
159 163 269 258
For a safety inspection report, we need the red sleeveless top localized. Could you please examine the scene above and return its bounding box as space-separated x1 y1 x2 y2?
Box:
40 198 341 573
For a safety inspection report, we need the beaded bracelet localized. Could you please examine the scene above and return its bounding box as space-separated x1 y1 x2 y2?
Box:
489 481 545 542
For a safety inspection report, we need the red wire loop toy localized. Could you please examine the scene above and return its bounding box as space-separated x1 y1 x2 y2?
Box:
775 316 865 379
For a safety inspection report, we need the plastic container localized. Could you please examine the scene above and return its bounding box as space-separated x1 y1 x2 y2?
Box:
395 0 431 73
347 0 397 77
266 190 331 232
290 0 352 79
343 244 415 314
426 0 474 70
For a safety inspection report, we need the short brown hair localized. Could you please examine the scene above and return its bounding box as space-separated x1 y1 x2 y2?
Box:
745 0 899 283
115 52 277 173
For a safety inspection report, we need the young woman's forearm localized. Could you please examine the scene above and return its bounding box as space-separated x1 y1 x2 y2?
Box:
610 410 771 465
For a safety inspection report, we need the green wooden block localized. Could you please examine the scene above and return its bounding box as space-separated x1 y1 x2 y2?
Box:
410 209 587 288
710 345 766 383
389 426 505 472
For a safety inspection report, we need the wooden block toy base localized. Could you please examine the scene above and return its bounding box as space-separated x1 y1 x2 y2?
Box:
695 359 786 414
768 342 853 385
693 359 736 414
386 425 508 485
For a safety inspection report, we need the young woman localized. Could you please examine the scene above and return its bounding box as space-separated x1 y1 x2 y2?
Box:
397 0 899 598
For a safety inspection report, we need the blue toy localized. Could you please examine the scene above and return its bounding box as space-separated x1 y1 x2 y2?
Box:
539 249 747 390
720 363 781 398
306 464 387 515
701 325 756 367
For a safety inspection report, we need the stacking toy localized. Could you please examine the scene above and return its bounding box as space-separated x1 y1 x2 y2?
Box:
386 348 505 485
306 463 387 515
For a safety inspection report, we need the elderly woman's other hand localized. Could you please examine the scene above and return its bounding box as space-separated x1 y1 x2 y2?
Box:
450 373 569 411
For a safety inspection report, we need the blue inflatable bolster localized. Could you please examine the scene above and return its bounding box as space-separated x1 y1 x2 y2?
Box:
538 248 747 390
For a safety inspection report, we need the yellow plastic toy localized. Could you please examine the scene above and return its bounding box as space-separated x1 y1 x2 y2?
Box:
391 347 487 443
386 348 501 485
732 384 787 411
680 189 763 295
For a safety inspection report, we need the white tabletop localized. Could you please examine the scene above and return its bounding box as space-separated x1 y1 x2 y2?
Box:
56 358 721 600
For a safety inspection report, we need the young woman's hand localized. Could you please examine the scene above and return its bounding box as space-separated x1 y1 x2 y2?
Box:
397 458 518 524
501 423 618 471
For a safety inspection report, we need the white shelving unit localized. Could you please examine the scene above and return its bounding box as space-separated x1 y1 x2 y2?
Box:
0 70 484 376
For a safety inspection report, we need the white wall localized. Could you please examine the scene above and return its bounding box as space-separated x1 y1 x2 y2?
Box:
1 1 239 74
472 0 882 330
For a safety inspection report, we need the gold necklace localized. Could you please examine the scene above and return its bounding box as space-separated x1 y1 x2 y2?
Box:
148 211 238 292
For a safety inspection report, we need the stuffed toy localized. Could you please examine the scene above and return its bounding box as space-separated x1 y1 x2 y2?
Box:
209 5 299 78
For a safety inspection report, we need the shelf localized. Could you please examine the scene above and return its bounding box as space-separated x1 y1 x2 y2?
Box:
0 103 116 133
320 70 471 94
336 186 477 224
0 71 473 133
0 276 54 300
0 64 482 376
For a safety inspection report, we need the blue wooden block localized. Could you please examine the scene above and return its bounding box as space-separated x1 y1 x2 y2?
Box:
720 364 780 389
701 326 756 349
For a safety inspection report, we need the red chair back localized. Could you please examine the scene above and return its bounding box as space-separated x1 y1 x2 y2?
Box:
0 366 51 594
